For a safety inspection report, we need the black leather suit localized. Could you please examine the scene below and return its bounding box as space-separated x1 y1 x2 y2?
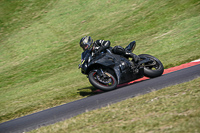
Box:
92 40 139 62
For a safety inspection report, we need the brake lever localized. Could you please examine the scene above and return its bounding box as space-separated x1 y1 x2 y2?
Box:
78 64 82 69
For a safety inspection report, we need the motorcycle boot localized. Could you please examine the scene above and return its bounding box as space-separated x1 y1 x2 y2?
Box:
125 41 136 52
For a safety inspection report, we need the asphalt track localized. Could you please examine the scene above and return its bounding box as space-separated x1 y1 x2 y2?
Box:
0 61 200 133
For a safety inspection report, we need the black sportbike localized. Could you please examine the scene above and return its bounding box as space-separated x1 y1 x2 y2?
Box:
79 43 164 91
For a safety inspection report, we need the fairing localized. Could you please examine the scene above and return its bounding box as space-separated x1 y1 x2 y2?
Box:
80 50 144 84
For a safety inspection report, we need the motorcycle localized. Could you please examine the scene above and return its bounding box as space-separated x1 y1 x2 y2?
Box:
79 42 164 91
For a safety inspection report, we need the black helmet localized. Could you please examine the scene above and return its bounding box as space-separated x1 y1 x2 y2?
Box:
80 36 93 51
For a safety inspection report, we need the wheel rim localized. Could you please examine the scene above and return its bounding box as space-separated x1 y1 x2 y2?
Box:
93 72 115 86
144 59 160 70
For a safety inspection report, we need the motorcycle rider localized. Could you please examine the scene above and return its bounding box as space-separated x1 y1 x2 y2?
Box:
79 36 140 62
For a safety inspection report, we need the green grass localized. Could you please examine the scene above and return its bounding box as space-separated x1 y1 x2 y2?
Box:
0 0 200 124
30 77 200 133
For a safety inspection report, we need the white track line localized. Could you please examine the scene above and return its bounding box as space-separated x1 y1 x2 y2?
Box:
191 59 200 62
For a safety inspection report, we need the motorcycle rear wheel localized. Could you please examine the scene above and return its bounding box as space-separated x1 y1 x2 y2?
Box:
88 70 117 91
139 54 164 78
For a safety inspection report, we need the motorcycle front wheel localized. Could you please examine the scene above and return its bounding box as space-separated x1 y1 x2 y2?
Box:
139 54 164 78
88 70 117 91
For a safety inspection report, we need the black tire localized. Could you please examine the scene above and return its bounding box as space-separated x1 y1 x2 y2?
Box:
139 54 164 78
88 70 117 91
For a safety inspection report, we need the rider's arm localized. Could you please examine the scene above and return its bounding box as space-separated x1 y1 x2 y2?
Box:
94 40 111 52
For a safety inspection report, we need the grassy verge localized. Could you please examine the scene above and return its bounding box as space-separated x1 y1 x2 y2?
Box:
30 77 200 133
0 0 200 123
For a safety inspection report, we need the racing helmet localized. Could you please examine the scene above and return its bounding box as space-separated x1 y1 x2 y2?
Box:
80 36 93 51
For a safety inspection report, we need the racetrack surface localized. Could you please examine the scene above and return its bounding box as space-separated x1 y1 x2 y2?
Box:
0 61 200 133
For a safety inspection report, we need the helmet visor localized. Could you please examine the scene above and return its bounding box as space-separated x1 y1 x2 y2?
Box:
84 43 90 50
80 42 90 51
81 41 93 51
81 37 93 51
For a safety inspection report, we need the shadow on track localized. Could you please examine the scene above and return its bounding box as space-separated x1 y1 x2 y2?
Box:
77 86 104 97
77 78 150 97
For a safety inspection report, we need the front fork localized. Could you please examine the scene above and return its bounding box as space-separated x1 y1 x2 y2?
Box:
96 69 106 77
